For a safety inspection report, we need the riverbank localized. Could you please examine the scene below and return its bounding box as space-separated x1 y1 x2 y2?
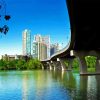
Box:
0 58 42 70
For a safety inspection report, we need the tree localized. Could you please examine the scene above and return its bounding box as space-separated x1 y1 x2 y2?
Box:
85 56 96 68
0 59 7 70
16 60 26 70
27 58 42 69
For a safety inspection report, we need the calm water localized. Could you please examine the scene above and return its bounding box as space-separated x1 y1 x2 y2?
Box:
0 70 100 100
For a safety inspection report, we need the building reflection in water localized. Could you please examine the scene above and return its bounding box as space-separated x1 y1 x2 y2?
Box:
20 70 100 100
50 70 100 100
33 71 54 100
22 72 28 100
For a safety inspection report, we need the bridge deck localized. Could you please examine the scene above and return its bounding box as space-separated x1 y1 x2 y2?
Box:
67 0 100 50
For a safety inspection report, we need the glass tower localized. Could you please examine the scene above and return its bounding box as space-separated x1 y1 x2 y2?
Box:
22 29 31 56
32 34 49 60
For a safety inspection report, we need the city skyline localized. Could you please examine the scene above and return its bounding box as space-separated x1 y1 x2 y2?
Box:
0 0 70 58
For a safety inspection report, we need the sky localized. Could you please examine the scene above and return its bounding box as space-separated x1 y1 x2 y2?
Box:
0 0 70 57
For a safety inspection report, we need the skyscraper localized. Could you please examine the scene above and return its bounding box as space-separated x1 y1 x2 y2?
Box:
22 29 31 56
32 41 38 59
32 34 49 60
39 42 47 60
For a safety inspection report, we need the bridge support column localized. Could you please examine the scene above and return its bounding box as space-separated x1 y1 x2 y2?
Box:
70 50 87 75
52 61 57 71
47 62 53 70
78 56 87 75
55 62 61 70
95 59 100 73
59 58 67 71
42 64 44 70
70 50 100 75
55 61 62 70
67 58 73 71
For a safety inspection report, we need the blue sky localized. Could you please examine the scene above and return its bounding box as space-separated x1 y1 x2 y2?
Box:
0 0 70 57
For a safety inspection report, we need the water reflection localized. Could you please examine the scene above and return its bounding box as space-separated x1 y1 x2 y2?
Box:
50 70 100 100
0 70 100 100
22 72 28 100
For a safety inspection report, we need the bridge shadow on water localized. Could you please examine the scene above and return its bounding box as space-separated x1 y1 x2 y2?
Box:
49 70 100 100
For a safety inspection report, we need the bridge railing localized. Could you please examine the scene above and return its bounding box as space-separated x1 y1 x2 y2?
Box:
41 39 71 62
50 39 71 59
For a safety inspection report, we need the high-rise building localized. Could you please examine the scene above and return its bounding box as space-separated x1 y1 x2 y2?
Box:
22 29 31 56
34 34 42 42
40 43 47 60
42 35 50 58
32 34 49 60
32 41 38 59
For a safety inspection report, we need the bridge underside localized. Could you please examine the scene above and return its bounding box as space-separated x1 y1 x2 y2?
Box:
67 0 100 50
42 0 100 75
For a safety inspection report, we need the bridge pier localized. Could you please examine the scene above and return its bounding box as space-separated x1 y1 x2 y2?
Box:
56 58 63 70
52 61 57 71
67 58 73 71
59 58 67 71
78 56 87 75
41 63 48 70
95 59 100 73
70 50 88 75
70 50 100 75
41 63 45 70
50 58 73 71
52 60 62 70
59 58 73 71
42 62 54 70
47 62 53 70
53 58 73 71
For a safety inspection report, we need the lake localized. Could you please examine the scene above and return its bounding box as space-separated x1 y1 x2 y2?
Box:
0 70 100 100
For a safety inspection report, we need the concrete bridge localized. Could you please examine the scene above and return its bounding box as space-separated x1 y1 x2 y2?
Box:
41 0 100 75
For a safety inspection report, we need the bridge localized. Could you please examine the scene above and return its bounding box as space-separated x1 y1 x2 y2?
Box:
41 0 100 75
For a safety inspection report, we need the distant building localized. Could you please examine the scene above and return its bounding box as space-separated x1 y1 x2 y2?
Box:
40 43 47 60
50 43 60 56
2 54 15 61
32 42 38 59
2 54 21 61
2 54 30 61
42 35 50 58
22 29 31 56
32 34 49 60
34 34 42 42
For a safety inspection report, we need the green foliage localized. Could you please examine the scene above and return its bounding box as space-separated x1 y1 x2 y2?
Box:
0 59 7 70
71 56 97 73
72 58 79 72
27 59 34 69
85 56 96 68
0 58 42 70
87 68 95 72
32 59 42 69
64 61 68 68
0 56 97 72
72 58 79 68
16 59 26 70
